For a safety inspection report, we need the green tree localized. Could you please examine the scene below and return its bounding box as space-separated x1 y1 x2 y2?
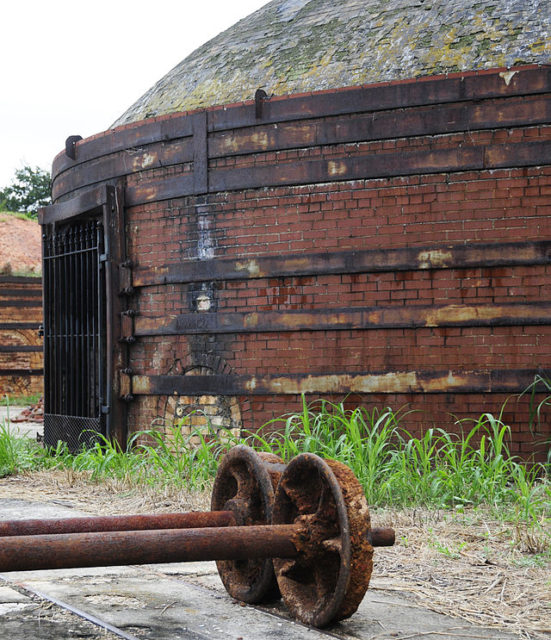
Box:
0 165 51 217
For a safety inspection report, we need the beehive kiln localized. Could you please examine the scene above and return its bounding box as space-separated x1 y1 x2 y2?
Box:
40 0 551 456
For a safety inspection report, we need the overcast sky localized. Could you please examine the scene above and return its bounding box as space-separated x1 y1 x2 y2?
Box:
0 0 269 187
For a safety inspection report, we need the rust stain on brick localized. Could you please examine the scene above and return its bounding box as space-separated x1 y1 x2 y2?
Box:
417 249 454 269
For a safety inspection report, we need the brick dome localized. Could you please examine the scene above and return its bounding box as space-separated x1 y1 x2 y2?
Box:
114 0 551 126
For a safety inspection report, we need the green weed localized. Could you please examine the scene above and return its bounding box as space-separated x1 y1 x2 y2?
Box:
0 420 42 477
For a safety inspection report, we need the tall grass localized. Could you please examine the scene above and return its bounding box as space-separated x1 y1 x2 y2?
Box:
252 398 550 552
251 398 549 512
0 420 42 477
522 373 551 464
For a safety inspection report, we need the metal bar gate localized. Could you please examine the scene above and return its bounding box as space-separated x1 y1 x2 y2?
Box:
42 217 108 450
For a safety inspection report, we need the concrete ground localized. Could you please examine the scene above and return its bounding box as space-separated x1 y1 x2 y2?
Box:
0 498 523 640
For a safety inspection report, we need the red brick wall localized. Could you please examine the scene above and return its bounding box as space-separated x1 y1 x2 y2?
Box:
126 169 551 458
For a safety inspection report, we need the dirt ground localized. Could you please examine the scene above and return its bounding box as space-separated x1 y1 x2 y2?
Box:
0 213 41 275
0 470 549 639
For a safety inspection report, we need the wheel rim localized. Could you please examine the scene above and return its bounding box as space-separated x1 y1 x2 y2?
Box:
211 445 283 603
272 453 373 627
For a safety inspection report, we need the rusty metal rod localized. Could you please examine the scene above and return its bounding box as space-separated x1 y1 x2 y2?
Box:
0 511 236 537
0 510 395 550
0 525 300 572
367 527 395 547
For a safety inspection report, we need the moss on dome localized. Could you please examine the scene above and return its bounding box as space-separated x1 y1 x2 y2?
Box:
113 0 551 126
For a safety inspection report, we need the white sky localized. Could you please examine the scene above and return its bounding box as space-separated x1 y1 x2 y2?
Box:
0 0 269 187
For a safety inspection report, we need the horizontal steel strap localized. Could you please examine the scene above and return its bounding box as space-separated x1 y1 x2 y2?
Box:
135 302 551 337
0 368 43 376
130 369 544 396
125 139 551 205
132 240 551 287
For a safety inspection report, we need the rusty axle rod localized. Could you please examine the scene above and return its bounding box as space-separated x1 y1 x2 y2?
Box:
0 513 394 547
0 524 299 573
0 511 236 537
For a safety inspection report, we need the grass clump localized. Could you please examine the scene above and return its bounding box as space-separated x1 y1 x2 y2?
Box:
0 422 43 477
251 398 550 555
38 417 230 492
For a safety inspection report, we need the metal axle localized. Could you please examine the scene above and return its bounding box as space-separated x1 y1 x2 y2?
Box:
0 524 299 572
0 511 236 537
0 512 394 548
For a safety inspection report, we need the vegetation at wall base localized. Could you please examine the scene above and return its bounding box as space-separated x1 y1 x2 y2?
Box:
0 422 43 478
0 397 549 555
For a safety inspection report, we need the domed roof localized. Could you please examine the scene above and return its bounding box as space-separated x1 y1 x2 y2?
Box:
114 0 551 126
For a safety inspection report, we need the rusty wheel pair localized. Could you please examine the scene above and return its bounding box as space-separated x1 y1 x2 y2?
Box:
211 446 373 627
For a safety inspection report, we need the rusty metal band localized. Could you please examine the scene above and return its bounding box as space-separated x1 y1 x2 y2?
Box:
0 323 41 330
123 139 551 207
0 289 42 298
52 66 551 177
39 184 111 225
0 276 42 285
134 302 551 337
129 369 545 397
0 368 43 377
52 93 551 198
0 300 42 308
132 240 551 287
210 94 550 158
206 66 551 131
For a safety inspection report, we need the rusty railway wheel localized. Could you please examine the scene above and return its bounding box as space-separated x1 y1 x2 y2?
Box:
272 453 373 627
211 445 284 603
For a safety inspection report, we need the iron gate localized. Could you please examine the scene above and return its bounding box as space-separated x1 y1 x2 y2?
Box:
42 217 109 450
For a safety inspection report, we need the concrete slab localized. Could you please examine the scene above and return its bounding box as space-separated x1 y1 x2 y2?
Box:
0 498 524 640
0 499 87 520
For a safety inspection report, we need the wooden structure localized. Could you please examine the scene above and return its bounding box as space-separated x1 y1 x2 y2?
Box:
0 275 43 397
